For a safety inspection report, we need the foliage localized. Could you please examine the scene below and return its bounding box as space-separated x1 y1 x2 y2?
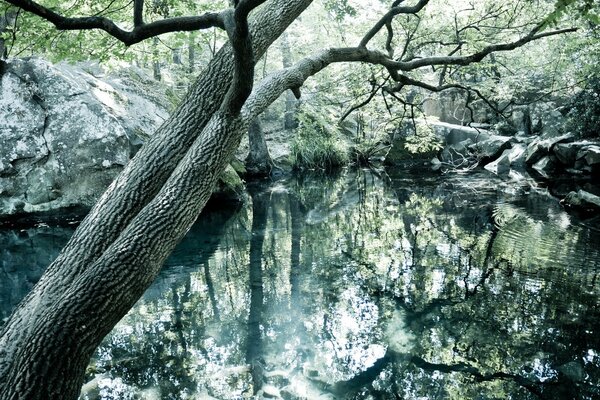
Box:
290 106 349 171
566 75 600 139
404 120 443 155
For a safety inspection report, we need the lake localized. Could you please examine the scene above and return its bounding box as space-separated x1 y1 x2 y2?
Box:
1 168 599 399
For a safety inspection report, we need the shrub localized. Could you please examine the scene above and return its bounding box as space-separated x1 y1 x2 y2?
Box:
567 76 600 139
291 110 349 171
404 120 443 154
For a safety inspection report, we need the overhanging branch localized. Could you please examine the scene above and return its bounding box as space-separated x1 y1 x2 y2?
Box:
4 0 226 46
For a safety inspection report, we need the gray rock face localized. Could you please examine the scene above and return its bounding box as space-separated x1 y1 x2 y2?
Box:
431 121 492 145
524 132 575 165
483 144 526 175
580 145 600 168
532 155 557 178
468 135 513 161
0 58 172 215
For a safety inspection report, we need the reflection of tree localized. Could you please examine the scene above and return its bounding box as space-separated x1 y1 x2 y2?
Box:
245 184 268 395
76 170 600 399
84 206 241 399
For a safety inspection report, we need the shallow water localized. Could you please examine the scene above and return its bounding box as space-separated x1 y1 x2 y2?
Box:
1 169 599 399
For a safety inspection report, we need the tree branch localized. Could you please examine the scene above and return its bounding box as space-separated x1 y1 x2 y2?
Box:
3 0 226 46
220 0 267 114
359 0 430 48
395 26 576 70
133 0 144 27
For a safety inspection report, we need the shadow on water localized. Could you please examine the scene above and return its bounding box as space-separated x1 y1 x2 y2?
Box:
1 168 600 399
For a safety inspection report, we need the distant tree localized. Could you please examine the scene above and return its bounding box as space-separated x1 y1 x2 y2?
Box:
0 0 579 398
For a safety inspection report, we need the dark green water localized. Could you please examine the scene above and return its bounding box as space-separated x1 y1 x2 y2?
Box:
1 169 599 399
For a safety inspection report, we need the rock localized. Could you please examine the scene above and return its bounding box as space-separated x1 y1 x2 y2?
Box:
557 361 585 383
562 190 600 211
484 152 511 174
554 141 599 167
0 58 238 216
468 135 512 161
439 139 473 163
579 145 600 167
532 155 557 178
483 144 526 175
430 121 492 145
525 132 576 165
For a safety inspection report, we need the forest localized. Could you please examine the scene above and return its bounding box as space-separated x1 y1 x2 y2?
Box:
0 0 599 399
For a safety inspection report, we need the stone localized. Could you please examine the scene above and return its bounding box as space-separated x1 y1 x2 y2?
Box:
0 58 207 216
532 155 557 178
430 121 493 145
554 141 599 166
468 135 512 161
524 132 576 165
562 190 600 211
579 145 600 167
484 144 527 175
439 139 473 163
484 152 511 174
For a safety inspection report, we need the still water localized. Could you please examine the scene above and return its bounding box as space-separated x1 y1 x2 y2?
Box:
1 169 599 399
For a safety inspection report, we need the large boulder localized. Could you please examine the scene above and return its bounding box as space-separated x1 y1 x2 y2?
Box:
0 58 242 217
430 121 493 145
524 132 575 165
468 135 513 161
483 143 526 175
532 155 558 178
579 145 600 172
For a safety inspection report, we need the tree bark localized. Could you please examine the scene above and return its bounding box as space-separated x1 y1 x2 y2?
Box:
245 118 274 176
0 1 313 398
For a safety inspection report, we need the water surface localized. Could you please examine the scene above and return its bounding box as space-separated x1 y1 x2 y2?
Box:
1 169 599 399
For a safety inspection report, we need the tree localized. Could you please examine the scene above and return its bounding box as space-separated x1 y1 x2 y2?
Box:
0 0 579 398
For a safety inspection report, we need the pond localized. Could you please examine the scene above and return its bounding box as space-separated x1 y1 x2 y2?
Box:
1 168 599 399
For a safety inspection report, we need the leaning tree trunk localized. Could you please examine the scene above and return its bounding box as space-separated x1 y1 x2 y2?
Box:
0 1 313 398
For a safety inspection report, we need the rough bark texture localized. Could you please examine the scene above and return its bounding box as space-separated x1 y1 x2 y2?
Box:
0 0 313 397
245 118 274 176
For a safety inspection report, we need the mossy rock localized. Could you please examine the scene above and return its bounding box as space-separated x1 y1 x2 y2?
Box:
212 164 248 204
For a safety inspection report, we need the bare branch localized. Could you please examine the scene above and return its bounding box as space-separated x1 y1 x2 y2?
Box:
396 26 576 70
359 0 430 48
3 0 226 46
340 76 390 123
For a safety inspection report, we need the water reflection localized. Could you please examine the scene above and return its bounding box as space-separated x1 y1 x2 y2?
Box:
1 169 599 399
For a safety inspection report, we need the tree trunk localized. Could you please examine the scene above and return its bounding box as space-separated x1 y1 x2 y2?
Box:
0 1 313 398
188 32 196 73
153 37 162 81
245 118 274 176
0 10 17 59
280 31 298 129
